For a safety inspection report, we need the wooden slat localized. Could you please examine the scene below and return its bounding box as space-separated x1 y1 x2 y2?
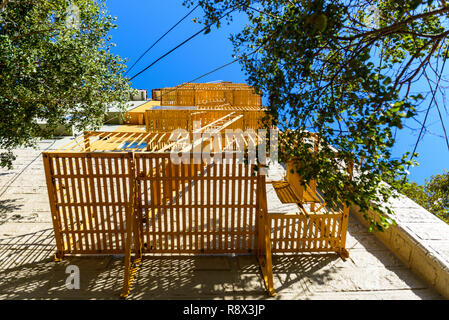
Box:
45 153 133 255
269 213 344 253
131 153 258 254
45 150 348 258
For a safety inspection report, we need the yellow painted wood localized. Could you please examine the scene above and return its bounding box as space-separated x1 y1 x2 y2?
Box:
43 152 134 255
256 173 275 296
144 109 266 132
114 125 147 132
43 95 353 298
159 83 262 107
124 100 161 125
272 181 301 204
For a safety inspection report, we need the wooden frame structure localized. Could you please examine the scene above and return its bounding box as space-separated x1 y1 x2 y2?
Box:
42 83 351 298
42 127 351 298
43 152 134 257
120 153 275 297
143 108 266 132
43 150 275 297
158 82 263 107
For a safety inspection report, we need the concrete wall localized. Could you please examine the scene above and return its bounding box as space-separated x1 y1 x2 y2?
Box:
351 196 449 299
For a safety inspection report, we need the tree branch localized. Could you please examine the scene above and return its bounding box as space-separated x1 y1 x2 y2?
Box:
0 0 10 11
337 6 449 41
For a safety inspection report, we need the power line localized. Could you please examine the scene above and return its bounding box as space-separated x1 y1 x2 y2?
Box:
125 4 200 76
103 49 259 125
157 48 260 100
152 28 278 99
103 60 237 124
158 60 240 98
129 8 236 81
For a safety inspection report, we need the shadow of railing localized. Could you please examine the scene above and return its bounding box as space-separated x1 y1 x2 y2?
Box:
0 229 57 299
0 228 55 270
124 253 340 300
0 229 345 299
272 253 339 293
1 216 438 299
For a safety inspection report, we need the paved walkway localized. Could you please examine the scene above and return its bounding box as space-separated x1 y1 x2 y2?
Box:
0 138 443 299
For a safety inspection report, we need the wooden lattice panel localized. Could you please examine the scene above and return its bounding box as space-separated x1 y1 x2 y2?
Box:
134 153 260 254
269 213 346 253
43 152 134 256
56 131 175 153
145 109 266 132
159 83 262 107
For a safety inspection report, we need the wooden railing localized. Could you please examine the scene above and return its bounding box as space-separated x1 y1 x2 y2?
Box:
42 149 351 298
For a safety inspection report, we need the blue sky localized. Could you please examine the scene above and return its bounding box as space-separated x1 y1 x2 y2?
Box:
107 0 248 89
106 0 448 184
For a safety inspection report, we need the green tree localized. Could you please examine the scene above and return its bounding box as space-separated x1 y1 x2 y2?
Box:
185 0 449 230
399 171 449 223
0 0 130 168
